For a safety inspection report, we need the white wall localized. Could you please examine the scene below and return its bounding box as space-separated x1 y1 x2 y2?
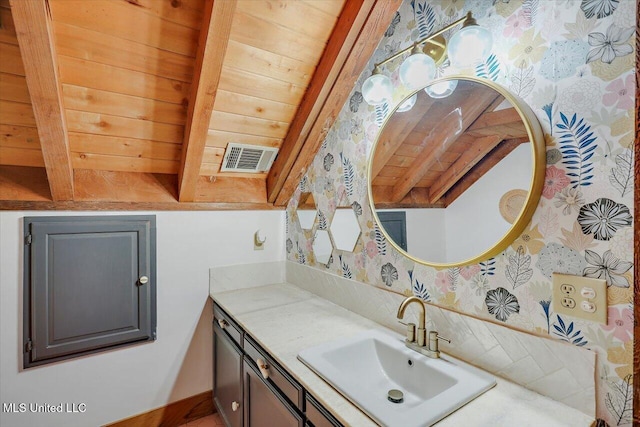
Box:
0 210 284 427
405 208 445 261
446 143 532 261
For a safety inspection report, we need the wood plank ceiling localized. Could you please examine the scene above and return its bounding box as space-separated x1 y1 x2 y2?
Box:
0 0 401 209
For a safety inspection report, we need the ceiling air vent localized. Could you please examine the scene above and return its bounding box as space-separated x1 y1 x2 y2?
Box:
220 143 279 173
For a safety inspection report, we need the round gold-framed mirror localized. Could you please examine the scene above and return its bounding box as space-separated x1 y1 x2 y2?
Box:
367 76 545 268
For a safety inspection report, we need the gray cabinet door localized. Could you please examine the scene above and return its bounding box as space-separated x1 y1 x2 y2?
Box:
243 359 303 427
214 324 243 427
23 215 156 368
305 394 342 427
377 211 407 251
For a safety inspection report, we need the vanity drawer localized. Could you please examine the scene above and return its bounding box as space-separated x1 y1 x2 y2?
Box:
305 393 342 427
244 334 304 409
213 303 243 347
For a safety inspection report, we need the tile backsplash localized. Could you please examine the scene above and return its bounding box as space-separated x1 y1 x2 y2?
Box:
209 261 285 293
287 262 596 418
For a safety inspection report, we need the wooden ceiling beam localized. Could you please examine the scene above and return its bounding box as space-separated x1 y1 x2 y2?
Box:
389 90 499 203
178 0 236 202
371 186 444 209
194 176 266 204
444 137 527 206
0 166 52 201
428 134 504 204
267 0 402 206
467 106 521 132
10 0 74 200
0 167 279 210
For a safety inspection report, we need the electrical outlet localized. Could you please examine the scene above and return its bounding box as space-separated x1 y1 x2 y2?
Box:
561 297 576 309
552 273 607 324
560 284 575 294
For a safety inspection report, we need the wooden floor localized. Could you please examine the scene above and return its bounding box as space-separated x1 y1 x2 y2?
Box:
178 413 224 427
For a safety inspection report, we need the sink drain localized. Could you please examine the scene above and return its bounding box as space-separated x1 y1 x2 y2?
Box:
387 389 404 404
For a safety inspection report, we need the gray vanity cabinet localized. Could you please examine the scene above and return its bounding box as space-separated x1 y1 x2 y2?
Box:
213 303 342 427
305 394 341 427
213 322 243 427
243 358 304 427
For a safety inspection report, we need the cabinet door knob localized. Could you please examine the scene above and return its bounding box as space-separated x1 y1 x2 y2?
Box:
231 401 240 412
217 319 228 329
257 358 270 379
138 276 149 285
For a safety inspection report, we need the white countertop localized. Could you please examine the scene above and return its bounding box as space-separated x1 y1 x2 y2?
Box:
211 283 594 427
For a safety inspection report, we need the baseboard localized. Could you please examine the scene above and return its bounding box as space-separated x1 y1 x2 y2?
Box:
104 390 214 427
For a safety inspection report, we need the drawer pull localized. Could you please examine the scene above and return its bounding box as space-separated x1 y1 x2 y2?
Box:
217 319 228 329
231 401 240 412
257 358 270 379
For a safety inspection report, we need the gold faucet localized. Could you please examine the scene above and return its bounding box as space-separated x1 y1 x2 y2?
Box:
397 296 451 358
397 296 426 347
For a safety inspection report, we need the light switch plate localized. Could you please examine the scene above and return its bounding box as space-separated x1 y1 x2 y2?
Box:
552 273 607 324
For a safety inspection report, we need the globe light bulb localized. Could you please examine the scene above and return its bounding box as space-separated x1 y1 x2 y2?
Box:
399 52 436 90
425 80 458 99
447 25 493 68
396 93 417 112
362 72 393 106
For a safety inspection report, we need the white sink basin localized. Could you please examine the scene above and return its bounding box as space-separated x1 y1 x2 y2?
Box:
298 329 495 427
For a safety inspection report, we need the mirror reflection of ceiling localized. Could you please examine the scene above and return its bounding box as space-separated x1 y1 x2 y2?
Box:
371 79 530 209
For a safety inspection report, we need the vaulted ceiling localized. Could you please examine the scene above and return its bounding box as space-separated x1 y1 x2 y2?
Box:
0 0 401 209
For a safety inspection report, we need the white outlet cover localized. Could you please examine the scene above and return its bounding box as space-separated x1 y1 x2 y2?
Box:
552 273 607 324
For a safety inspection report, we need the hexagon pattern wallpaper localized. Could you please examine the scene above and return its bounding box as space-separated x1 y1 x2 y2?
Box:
285 0 635 425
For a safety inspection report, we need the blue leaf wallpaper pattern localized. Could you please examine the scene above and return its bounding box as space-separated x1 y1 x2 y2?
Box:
339 153 355 197
409 270 431 302
339 255 353 279
479 258 496 276
411 0 435 39
286 1 635 424
553 314 588 347
373 223 387 256
475 53 502 81
557 112 597 188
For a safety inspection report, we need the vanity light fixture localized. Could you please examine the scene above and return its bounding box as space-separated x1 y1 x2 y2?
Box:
361 11 492 106
361 65 394 105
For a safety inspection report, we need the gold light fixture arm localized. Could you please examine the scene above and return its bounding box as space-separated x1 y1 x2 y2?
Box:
373 11 474 69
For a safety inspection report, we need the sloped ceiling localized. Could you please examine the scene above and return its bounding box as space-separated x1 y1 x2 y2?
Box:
0 0 401 209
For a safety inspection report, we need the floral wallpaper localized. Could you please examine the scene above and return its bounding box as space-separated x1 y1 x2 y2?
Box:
284 0 635 425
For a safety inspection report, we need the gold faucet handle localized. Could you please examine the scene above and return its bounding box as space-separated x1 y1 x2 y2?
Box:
398 321 416 342
428 331 451 353
435 333 451 344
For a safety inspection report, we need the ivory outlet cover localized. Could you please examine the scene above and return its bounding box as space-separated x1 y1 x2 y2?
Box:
552 273 607 324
